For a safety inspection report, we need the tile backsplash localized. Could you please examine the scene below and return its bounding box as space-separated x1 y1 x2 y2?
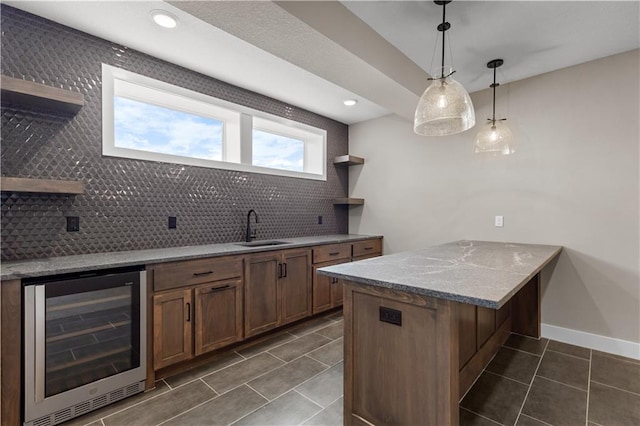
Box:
0 5 349 261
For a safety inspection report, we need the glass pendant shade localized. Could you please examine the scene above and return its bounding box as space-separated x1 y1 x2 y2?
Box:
474 120 515 155
414 70 476 136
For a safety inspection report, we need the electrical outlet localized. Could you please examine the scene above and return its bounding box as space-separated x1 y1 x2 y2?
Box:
495 215 504 227
318 215 323 225
168 216 177 229
66 216 80 232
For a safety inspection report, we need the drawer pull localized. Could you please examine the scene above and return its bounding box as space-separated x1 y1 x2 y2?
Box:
193 271 213 276
329 252 340 256
364 247 373 251
210 285 230 293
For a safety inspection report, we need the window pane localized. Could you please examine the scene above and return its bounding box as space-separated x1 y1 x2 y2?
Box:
114 96 223 161
252 129 304 172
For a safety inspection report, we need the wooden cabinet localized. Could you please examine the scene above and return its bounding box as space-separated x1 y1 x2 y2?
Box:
312 258 349 314
194 278 243 355
279 250 312 325
311 239 383 314
152 255 244 369
352 239 382 259
151 238 383 371
244 249 312 337
153 289 192 370
244 253 280 338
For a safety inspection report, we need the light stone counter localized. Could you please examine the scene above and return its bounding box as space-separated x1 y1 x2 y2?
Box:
318 240 561 308
0 234 382 281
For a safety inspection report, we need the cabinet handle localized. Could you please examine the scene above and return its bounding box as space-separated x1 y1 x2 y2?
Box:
278 263 283 279
329 252 340 256
331 277 338 284
283 262 287 278
193 271 213 276
210 284 230 293
186 302 191 322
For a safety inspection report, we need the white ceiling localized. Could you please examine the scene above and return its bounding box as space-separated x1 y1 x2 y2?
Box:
5 1 639 125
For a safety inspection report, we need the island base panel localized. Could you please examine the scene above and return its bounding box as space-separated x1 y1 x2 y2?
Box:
343 281 459 426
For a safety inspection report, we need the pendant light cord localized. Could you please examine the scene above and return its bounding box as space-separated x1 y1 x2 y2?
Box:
441 2 446 78
492 65 496 124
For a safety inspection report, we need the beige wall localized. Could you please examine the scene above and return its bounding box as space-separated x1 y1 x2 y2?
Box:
348 49 640 344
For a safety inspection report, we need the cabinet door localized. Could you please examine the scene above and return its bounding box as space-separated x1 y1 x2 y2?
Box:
332 277 344 307
279 250 312 325
245 253 280 338
153 289 192 369
312 265 333 314
313 258 349 314
194 278 243 356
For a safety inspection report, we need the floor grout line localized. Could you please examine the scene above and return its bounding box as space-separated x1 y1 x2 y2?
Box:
586 349 592 426
237 332 300 359
155 392 220 426
590 380 640 396
205 355 290 397
546 348 591 361
460 406 503 425
520 413 554 426
591 351 640 365
234 350 247 360
502 344 546 358
534 374 588 392
293 388 325 410
483 369 532 387
92 383 174 424
459 350 501 402
161 378 173 390
513 338 549 425
227 384 274 426
199 377 219 395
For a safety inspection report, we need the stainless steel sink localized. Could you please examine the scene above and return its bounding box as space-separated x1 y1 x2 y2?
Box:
236 240 290 247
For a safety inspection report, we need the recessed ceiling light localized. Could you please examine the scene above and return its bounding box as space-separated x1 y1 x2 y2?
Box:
343 99 358 106
150 10 178 29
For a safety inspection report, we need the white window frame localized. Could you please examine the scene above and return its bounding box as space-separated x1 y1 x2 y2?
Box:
102 64 327 181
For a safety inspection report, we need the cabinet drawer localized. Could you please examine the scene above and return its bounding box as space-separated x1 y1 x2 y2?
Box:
154 256 243 291
352 239 382 258
313 243 351 264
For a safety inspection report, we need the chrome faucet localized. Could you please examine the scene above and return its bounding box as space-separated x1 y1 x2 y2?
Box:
246 209 259 242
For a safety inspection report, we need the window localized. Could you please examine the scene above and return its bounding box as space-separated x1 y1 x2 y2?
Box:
102 64 326 180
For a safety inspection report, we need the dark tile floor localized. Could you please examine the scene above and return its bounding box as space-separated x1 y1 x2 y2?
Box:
66 311 640 426
461 335 640 426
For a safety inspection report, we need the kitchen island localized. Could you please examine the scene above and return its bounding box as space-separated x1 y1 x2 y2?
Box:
318 240 562 425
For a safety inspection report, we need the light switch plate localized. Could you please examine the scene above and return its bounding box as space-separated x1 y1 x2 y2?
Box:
495 215 504 227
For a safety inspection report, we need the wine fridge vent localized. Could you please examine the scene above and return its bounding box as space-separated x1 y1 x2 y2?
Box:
25 381 145 426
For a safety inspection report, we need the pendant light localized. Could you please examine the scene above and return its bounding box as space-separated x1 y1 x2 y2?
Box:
474 59 515 155
414 0 475 136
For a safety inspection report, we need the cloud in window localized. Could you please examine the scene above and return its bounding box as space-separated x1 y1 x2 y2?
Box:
252 129 304 172
114 97 223 161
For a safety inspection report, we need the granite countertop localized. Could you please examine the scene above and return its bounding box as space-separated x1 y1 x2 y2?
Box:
318 240 562 309
0 234 382 281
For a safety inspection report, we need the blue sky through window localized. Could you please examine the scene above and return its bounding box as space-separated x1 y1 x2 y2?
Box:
114 97 224 161
252 129 304 172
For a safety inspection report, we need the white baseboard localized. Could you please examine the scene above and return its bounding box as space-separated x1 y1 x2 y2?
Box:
542 323 640 360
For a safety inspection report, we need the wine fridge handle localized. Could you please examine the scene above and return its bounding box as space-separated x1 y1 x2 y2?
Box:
34 285 46 402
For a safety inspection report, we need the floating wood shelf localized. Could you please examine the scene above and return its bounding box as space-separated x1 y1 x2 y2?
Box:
334 155 365 166
333 198 364 205
0 74 84 114
1 177 85 195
